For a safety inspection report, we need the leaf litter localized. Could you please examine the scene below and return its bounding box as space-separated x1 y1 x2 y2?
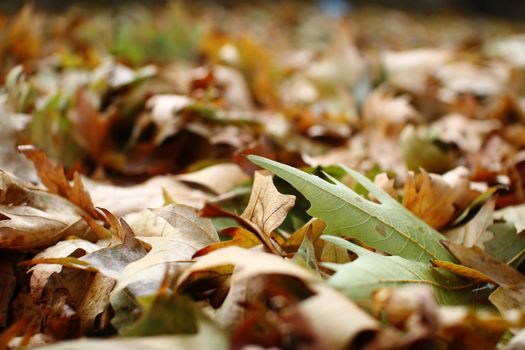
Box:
2 2 525 349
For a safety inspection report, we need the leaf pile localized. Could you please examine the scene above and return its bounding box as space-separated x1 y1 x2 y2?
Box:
2 2 525 349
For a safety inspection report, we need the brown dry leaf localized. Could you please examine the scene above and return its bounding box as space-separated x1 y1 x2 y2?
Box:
179 245 376 350
28 239 101 300
110 236 204 305
242 171 296 235
403 168 478 230
3 4 41 62
0 170 93 251
281 218 326 254
193 227 262 258
372 285 508 349
69 88 117 159
366 130 407 175
431 260 493 284
80 220 147 279
139 94 192 145
241 170 295 252
372 285 438 344
445 242 525 312
177 246 318 294
19 146 103 222
126 204 219 245
110 205 220 330
75 273 115 333
26 242 112 335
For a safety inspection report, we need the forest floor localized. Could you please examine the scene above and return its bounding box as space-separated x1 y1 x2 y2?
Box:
2 2 525 349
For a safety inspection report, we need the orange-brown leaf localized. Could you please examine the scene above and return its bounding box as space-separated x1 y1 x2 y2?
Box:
19 146 104 222
193 227 262 258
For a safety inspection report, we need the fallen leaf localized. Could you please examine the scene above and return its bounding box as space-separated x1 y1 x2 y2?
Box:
431 260 493 284
431 114 500 153
84 174 215 217
177 246 319 295
69 88 117 159
445 242 525 312
19 146 103 222
241 170 296 244
403 168 480 230
175 163 249 195
363 88 421 135
151 204 219 246
445 199 495 248
28 238 101 300
436 61 510 97
0 170 93 251
494 204 525 233
401 125 457 174
381 48 451 93
372 286 439 343
111 205 219 331
299 285 378 350
4 4 41 62
193 227 261 258
322 236 472 305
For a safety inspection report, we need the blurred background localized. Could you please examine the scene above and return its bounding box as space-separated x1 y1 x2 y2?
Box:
1 0 525 20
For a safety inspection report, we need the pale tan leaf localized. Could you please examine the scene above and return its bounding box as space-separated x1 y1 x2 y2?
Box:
381 48 451 93
151 204 219 246
445 199 495 248
494 204 525 233
175 163 249 195
299 285 378 349
241 170 295 236
177 246 318 293
84 175 215 217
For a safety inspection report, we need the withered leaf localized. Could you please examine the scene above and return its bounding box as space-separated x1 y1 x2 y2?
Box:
241 170 296 240
193 227 262 258
19 146 103 222
403 168 478 230
445 242 525 312
0 170 93 251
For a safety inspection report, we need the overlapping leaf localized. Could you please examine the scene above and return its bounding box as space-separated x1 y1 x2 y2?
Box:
322 236 473 305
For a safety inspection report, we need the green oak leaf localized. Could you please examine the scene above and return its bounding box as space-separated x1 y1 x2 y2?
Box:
322 236 473 305
248 155 456 263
